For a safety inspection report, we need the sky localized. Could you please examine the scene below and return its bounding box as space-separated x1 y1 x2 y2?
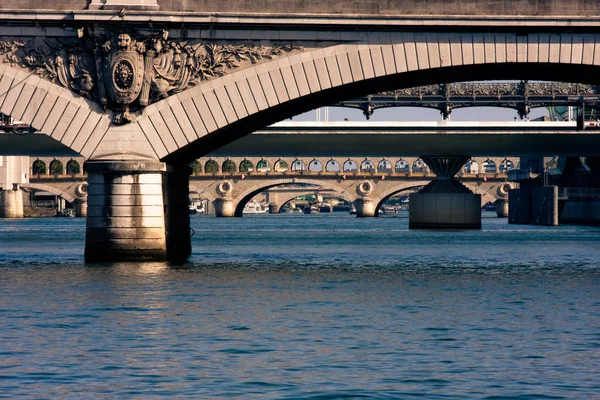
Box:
292 105 550 122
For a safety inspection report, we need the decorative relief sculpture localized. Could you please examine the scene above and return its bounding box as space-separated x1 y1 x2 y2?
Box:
0 31 303 124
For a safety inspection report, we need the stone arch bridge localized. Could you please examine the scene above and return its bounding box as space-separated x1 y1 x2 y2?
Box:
189 173 510 218
2 0 600 260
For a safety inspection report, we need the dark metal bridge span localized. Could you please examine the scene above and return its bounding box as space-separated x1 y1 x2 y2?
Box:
335 81 600 119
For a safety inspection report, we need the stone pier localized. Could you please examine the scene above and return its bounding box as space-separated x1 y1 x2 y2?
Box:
354 197 377 218
215 197 235 217
409 156 481 229
73 198 88 218
494 199 509 218
0 186 23 218
84 160 191 262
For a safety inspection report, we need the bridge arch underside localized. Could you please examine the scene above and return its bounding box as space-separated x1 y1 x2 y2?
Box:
374 185 425 215
374 181 498 214
21 183 77 205
148 34 600 163
233 181 354 217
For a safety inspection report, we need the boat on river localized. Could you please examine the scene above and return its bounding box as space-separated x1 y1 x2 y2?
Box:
243 201 269 214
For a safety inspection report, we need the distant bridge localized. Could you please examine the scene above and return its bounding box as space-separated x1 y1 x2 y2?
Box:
27 155 514 217
336 81 600 119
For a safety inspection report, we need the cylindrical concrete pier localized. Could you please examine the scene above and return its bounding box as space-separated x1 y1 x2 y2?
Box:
84 160 191 262
409 156 481 229
409 192 481 229
0 189 24 218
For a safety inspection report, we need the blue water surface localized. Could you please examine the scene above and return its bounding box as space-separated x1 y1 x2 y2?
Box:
0 213 599 399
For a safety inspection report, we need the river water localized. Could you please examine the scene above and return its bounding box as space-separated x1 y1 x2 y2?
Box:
0 213 599 399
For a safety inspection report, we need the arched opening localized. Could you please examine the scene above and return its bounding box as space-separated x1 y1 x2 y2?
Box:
49 159 64 176
378 159 392 173
412 159 427 173
239 159 254 172
499 159 515 173
234 181 352 217
66 159 80 176
274 159 289 172
360 159 375 173
190 160 202 175
291 159 305 172
222 159 237 173
32 159 46 176
325 159 340 172
156 41 600 166
204 159 219 173
464 160 480 174
375 185 426 215
257 159 270 172
343 159 357 172
308 159 323 172
482 159 497 173
395 159 409 173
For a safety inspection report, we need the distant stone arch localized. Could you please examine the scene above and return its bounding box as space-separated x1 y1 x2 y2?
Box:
204 159 219 173
378 159 392 173
49 159 64 176
66 159 81 176
239 159 254 172
291 159 306 172
325 159 340 172
499 159 515 173
412 159 427 173
360 159 375 173
190 160 202 175
482 159 497 173
32 159 46 176
464 160 480 174
343 159 357 172
257 159 270 172
308 159 323 172
274 159 289 172
232 178 356 216
222 159 237 173
395 159 409 173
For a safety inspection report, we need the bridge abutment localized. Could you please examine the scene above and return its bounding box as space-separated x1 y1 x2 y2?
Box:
84 160 191 262
0 186 23 218
409 156 481 229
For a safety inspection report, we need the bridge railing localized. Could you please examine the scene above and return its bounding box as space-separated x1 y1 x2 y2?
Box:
30 173 87 181
191 171 508 179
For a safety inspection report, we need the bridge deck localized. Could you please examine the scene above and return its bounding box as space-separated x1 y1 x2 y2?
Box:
208 121 600 157
3 121 599 157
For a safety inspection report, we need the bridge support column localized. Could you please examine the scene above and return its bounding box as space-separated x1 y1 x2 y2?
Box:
494 199 509 218
268 203 280 214
215 197 235 217
409 156 481 229
0 186 23 218
355 197 377 217
73 198 88 218
84 160 191 262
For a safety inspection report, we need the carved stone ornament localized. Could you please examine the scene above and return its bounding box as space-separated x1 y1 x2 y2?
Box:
0 31 303 125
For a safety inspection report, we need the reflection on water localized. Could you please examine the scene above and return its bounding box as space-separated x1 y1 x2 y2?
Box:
0 214 599 398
